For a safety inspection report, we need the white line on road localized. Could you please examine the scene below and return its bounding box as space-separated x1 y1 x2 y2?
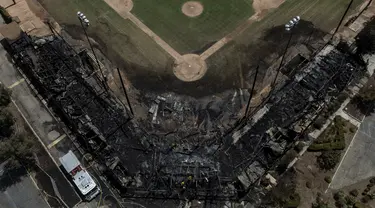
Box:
7 78 25 89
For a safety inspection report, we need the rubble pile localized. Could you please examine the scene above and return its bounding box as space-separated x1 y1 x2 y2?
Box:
2 33 366 204
222 45 365 197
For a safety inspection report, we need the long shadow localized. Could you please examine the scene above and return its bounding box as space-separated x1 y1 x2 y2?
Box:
0 164 27 191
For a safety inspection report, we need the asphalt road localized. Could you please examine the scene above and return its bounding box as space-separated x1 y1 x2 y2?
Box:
330 113 375 189
0 164 50 208
0 43 118 207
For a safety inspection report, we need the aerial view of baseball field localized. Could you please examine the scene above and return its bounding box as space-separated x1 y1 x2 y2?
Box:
36 0 365 90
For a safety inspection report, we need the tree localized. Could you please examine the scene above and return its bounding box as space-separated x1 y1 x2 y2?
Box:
334 191 345 201
0 85 11 107
0 111 14 138
356 17 375 55
353 83 375 116
350 189 359 197
345 195 356 206
0 134 36 169
317 151 341 170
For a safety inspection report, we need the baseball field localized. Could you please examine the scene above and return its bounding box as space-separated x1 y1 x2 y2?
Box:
132 0 254 53
36 0 366 91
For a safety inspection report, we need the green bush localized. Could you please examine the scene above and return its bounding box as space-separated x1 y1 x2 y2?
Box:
361 195 370 203
284 193 300 208
0 111 14 138
324 176 332 183
308 116 348 152
334 190 345 201
345 195 356 206
317 151 341 170
0 85 11 107
0 7 12 24
350 189 359 197
354 202 363 208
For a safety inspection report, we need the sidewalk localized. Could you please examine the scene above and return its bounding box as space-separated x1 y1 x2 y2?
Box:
0 43 81 207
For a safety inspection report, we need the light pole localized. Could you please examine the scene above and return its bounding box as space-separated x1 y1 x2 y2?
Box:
271 16 300 87
77 11 107 91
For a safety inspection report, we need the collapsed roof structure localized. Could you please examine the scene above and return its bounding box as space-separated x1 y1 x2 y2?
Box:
1 32 366 204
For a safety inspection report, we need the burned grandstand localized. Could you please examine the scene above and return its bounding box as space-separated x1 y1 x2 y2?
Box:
1 32 366 203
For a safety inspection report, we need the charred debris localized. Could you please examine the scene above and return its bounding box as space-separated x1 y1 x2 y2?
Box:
1 33 366 203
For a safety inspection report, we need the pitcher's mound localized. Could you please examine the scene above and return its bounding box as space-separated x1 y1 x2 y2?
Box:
173 54 207 82
182 1 203 17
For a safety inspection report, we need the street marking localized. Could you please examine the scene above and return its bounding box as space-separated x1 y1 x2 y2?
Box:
7 78 25 89
47 134 67 149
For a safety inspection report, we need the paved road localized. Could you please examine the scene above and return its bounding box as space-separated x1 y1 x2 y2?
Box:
330 113 375 189
0 162 49 208
0 44 84 207
0 43 126 208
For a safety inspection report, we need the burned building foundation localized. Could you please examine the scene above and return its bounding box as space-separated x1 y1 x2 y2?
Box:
1 33 367 204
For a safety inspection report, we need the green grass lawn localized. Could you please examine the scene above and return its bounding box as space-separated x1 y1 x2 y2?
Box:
235 0 365 44
132 0 254 54
37 0 171 68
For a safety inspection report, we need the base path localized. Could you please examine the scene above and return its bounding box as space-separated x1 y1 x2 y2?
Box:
199 0 285 61
104 1 183 62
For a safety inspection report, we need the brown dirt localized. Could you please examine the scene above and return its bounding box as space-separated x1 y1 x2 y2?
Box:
0 22 22 40
182 1 203 18
251 0 285 20
103 0 133 14
173 54 207 82
5 0 60 37
295 117 358 208
0 0 15 8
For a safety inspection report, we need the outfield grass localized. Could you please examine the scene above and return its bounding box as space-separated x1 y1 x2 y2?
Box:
37 0 171 68
132 0 254 54
235 0 365 44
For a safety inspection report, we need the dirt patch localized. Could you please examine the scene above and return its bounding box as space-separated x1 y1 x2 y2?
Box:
182 1 203 18
103 0 133 14
251 0 285 20
173 54 207 82
6 0 60 36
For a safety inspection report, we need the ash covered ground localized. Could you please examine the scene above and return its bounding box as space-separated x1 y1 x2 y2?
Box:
1 19 368 207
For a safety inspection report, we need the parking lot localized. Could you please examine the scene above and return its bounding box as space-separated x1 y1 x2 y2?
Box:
330 113 375 190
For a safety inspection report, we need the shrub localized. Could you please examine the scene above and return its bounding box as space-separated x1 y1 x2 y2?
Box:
350 189 359 197
370 177 375 184
284 193 300 208
354 202 363 208
0 111 14 138
361 195 370 203
0 7 12 24
306 181 312 189
0 85 11 107
324 176 332 183
335 199 346 208
364 187 371 193
294 142 305 152
334 191 345 201
367 183 374 188
345 195 356 206
317 151 341 170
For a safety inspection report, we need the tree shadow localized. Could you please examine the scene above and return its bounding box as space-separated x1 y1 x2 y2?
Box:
0 162 27 191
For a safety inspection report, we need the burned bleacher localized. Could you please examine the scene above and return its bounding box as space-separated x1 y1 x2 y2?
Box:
3 34 242 201
2 32 366 203
224 45 365 194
